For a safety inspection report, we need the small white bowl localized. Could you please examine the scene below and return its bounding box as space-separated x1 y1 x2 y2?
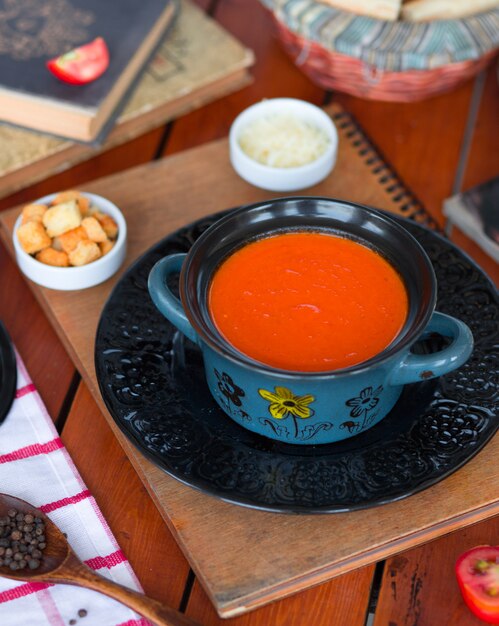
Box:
229 98 338 192
13 192 127 291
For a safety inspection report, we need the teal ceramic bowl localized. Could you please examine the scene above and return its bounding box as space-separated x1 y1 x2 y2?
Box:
148 197 473 445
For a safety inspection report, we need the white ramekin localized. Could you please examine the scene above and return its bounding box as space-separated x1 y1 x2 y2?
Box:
13 192 127 291
229 98 338 192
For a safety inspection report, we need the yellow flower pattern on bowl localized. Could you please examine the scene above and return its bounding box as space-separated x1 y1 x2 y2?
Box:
258 386 315 438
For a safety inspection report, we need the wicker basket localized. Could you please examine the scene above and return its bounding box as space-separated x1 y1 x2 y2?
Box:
261 0 499 102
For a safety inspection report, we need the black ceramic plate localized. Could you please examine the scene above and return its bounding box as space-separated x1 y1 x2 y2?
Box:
95 211 498 513
0 321 17 427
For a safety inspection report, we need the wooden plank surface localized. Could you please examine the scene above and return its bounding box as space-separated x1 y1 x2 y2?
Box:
371 61 499 626
373 515 499 626
449 63 499 285
462 64 499 190
0 128 165 213
167 3 373 622
185 566 375 626
164 0 325 156
1 108 496 617
168 7 374 621
0 1 496 621
61 382 191 609
334 64 498 286
334 79 475 226
0 243 75 422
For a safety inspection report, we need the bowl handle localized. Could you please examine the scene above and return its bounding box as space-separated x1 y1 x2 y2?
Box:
148 254 199 345
389 312 473 386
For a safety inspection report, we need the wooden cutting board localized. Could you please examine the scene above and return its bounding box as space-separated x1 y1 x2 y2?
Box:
1 103 497 618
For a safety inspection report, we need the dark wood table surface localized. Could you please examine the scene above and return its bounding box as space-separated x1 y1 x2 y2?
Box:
1 2 498 624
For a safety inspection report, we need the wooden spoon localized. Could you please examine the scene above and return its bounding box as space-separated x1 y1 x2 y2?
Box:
0 493 200 626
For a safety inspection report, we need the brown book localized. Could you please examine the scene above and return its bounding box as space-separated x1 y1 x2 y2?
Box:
0 0 254 200
0 0 177 143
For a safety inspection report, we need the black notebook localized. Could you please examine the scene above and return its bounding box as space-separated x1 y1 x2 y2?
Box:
0 0 177 143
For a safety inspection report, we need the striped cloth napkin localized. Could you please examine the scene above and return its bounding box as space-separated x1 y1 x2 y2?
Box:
0 351 150 626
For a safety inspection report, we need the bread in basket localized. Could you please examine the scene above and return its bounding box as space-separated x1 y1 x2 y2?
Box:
260 0 499 101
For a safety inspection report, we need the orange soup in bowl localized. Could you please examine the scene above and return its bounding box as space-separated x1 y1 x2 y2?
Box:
208 231 408 372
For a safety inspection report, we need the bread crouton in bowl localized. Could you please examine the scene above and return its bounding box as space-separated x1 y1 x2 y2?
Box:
13 191 126 290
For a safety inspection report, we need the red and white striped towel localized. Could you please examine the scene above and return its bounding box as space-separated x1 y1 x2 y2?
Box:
0 352 151 626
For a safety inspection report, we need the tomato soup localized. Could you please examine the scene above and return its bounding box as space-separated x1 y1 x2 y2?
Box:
208 231 408 372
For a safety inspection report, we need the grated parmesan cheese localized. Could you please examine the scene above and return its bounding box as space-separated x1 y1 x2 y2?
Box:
238 113 330 168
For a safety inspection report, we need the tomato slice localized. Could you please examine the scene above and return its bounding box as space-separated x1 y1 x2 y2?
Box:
47 37 109 85
456 546 499 624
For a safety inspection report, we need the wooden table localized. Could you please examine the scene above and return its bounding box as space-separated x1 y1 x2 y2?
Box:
1 2 498 624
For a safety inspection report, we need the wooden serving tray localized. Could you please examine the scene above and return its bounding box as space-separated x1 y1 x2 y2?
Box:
1 104 497 618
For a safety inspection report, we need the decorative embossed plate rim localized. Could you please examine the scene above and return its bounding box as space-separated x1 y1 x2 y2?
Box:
95 209 498 513
0 320 17 428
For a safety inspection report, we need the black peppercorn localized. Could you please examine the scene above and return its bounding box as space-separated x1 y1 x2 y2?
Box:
0 508 46 571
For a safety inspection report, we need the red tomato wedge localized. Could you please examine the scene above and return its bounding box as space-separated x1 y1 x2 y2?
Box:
456 546 499 624
46 37 109 85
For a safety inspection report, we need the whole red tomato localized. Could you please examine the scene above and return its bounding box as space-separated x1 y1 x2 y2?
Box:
47 37 109 85
456 546 499 624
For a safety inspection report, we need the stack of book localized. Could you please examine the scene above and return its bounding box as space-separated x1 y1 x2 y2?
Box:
0 0 254 198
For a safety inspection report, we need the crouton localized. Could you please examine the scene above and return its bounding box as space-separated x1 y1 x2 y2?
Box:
53 190 90 215
21 204 47 225
35 247 70 267
99 239 115 256
68 240 101 266
17 221 51 254
93 211 118 239
51 236 63 251
42 200 82 237
81 216 108 243
58 226 88 254
17 191 120 272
